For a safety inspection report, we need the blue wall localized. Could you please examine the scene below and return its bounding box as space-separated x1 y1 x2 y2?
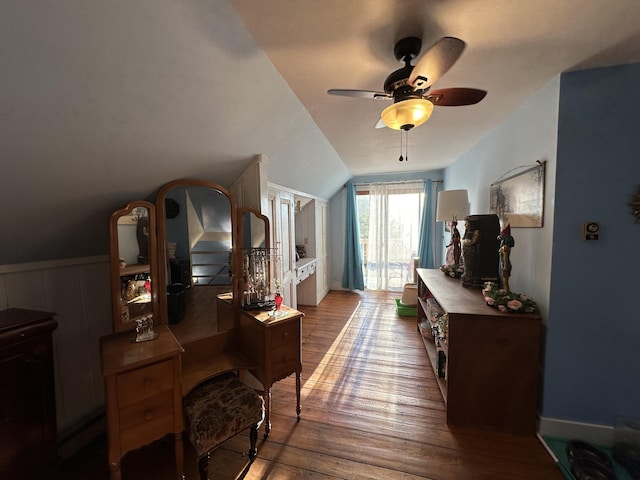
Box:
442 62 640 441
544 62 640 427
445 77 560 327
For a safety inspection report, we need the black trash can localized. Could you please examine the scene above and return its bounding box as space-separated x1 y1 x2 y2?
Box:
167 283 186 324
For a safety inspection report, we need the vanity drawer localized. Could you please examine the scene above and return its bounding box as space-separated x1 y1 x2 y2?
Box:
270 321 300 350
119 390 174 454
117 359 174 407
270 344 300 379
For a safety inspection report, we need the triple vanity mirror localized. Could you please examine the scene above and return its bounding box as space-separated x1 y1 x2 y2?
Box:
108 180 272 340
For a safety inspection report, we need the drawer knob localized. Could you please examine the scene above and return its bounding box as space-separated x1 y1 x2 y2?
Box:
282 332 289 338
143 378 152 387
144 410 153 420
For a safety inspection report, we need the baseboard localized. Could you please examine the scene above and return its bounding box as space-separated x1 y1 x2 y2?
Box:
57 412 106 462
539 416 614 446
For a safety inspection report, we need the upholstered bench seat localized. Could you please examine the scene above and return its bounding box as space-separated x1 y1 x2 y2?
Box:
183 372 265 480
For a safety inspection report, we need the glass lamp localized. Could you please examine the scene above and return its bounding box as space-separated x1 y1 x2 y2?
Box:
436 190 470 265
380 98 434 130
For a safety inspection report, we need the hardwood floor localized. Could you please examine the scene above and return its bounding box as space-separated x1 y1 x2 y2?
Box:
57 290 564 479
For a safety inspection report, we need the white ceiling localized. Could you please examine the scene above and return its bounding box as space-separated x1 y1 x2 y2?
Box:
232 0 640 175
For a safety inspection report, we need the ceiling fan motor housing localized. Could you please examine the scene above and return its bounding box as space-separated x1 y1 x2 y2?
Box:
384 37 425 96
393 36 422 62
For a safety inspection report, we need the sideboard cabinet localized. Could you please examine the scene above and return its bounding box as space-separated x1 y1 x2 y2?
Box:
416 268 542 435
0 308 58 480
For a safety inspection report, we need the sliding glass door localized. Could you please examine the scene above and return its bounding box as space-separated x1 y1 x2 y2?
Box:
357 182 424 291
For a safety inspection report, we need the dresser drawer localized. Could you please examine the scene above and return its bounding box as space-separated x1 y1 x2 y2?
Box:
270 344 300 379
119 390 174 454
270 321 300 349
117 359 174 407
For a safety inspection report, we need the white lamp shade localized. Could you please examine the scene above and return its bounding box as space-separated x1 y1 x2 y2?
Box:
436 190 470 222
380 98 434 130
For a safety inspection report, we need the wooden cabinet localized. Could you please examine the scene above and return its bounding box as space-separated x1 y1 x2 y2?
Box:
316 200 330 300
0 308 58 480
265 187 297 308
100 326 184 480
295 198 330 306
295 258 316 286
416 269 542 435
229 154 268 211
239 306 303 438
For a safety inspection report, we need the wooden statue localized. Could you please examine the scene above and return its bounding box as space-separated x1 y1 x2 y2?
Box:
498 224 515 292
445 219 462 265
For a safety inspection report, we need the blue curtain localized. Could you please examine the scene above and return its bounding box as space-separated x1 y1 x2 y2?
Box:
341 182 365 290
417 180 437 269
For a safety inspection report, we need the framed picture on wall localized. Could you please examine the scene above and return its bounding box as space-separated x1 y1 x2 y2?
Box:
490 161 545 228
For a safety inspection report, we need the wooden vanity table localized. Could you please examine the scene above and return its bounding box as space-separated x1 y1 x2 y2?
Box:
101 181 303 480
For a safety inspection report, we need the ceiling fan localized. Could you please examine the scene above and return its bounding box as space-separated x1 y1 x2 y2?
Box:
327 36 487 131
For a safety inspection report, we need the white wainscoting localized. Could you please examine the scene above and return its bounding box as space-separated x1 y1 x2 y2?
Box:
0 256 112 441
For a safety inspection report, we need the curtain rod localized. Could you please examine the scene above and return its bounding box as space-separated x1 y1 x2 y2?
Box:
345 179 441 188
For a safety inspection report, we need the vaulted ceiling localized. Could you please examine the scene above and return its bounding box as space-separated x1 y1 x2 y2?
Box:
232 0 640 174
2 1 640 264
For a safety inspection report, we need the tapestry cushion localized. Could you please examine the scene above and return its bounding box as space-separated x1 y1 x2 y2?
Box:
183 373 265 457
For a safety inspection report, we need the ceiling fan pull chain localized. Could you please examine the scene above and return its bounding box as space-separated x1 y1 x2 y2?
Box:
398 129 410 162
404 129 408 162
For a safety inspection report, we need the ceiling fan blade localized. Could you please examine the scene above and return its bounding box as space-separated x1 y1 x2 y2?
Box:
327 89 391 100
426 88 487 106
408 37 466 90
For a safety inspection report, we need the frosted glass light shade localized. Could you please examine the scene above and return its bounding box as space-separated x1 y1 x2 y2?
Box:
380 98 434 130
436 190 470 222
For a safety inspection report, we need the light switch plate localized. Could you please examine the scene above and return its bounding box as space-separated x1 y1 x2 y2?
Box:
582 222 600 240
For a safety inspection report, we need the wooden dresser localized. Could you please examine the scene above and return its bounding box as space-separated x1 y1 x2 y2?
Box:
0 308 58 480
416 268 542 435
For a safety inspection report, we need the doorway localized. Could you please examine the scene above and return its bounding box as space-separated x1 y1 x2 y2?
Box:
356 182 424 291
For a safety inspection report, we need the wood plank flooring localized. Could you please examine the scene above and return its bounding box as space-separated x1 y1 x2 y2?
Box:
58 290 564 479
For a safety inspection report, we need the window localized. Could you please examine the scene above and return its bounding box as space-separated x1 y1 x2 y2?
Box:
357 182 424 291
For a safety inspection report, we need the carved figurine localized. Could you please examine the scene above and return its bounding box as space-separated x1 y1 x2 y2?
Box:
498 224 515 292
445 219 463 265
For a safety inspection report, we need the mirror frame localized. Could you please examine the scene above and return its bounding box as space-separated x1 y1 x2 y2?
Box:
155 179 240 320
238 207 270 252
108 200 159 333
238 207 273 308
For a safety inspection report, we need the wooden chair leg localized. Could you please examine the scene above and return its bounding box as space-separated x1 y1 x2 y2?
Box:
198 452 210 480
249 423 259 460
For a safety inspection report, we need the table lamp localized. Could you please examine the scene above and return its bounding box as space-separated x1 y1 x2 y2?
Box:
436 190 470 265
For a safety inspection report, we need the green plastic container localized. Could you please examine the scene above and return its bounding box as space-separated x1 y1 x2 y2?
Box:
395 298 417 317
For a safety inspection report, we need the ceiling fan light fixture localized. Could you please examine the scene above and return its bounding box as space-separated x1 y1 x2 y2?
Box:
380 98 434 130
